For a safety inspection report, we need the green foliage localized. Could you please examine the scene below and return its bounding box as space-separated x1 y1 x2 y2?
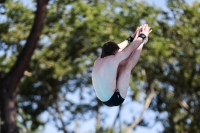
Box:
1 0 200 132
134 1 200 132
15 0 161 132
0 0 34 74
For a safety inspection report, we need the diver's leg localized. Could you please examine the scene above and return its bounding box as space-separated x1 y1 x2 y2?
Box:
116 44 144 98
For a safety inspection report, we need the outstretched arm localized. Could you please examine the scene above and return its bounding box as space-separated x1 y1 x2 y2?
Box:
114 24 152 62
117 40 129 52
117 27 139 52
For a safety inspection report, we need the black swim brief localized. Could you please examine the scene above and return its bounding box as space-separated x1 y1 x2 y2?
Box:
102 89 124 107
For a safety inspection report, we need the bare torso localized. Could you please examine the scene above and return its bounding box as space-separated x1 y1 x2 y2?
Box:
92 56 120 101
92 25 151 102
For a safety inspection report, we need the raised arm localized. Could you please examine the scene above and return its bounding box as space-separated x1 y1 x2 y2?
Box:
117 27 139 52
117 40 129 52
114 24 152 62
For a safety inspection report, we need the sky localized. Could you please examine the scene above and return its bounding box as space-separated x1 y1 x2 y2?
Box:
44 1 154 133
6 0 198 133
0 0 198 133
41 0 200 133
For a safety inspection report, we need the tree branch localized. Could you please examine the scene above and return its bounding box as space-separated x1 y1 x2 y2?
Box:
95 98 101 133
4 0 49 89
55 103 68 133
48 108 61 131
48 104 68 133
112 105 122 128
126 86 155 133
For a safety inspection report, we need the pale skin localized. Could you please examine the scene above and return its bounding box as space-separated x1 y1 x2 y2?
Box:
92 24 152 102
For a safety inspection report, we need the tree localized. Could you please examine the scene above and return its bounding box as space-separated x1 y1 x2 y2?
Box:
2 0 200 133
15 0 161 132
134 0 200 132
0 0 49 132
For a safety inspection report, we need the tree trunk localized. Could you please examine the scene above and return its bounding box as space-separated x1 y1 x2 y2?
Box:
0 79 18 133
0 0 6 3
0 0 49 132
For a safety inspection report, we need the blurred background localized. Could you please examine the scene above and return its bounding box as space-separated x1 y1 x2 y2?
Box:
0 0 200 133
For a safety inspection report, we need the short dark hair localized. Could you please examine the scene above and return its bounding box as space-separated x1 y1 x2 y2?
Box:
100 41 120 58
